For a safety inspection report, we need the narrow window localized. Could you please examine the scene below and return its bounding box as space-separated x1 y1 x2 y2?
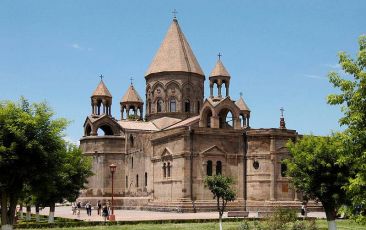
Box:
281 163 288 177
130 134 134 147
197 101 200 113
136 174 139 187
207 160 213 176
163 163 166 178
170 98 176 112
157 99 163 112
216 161 222 175
126 176 128 188
131 157 134 169
184 99 190 112
144 172 147 187
167 162 171 177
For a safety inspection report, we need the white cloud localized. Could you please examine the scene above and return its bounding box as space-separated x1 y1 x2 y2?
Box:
63 136 80 146
324 63 341 69
70 43 82 49
303 74 327 80
69 43 93 51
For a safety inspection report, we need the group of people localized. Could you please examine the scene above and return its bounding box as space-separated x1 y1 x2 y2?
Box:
72 200 111 221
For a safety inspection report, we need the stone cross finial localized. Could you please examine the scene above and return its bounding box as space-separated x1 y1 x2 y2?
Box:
172 9 178 19
218 52 222 60
240 92 243 97
99 74 104 80
280 107 285 118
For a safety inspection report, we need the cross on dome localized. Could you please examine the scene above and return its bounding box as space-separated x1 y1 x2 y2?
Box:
280 107 285 118
130 76 134 85
172 9 178 19
99 74 104 80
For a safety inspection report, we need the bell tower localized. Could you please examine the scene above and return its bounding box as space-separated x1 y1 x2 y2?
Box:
144 18 205 120
209 55 231 98
91 75 112 117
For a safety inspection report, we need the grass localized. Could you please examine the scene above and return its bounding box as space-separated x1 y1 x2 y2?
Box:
19 219 366 230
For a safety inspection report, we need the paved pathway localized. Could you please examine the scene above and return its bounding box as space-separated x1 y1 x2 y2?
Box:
32 206 326 222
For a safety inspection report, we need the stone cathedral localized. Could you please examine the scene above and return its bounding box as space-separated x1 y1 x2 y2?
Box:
79 18 310 212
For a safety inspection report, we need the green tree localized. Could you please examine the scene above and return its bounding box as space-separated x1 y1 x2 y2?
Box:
31 143 92 223
204 175 236 230
0 98 68 230
327 35 366 215
285 134 350 230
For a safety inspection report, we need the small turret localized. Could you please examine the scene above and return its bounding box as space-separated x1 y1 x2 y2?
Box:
235 94 251 128
209 55 231 98
280 107 286 129
91 75 112 116
120 83 144 120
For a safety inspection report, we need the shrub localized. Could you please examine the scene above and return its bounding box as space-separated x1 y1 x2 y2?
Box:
265 208 297 230
238 220 250 230
288 220 318 230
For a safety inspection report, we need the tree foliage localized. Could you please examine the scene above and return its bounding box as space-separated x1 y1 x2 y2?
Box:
0 98 68 227
0 98 92 227
285 134 349 228
204 174 236 230
327 35 366 211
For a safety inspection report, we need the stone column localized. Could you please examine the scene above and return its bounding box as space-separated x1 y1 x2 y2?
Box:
233 117 241 129
210 83 213 97
218 84 222 98
211 115 220 128
226 84 229 97
270 137 276 201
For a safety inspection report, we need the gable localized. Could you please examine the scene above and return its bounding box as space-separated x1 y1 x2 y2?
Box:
200 145 227 156
161 147 173 161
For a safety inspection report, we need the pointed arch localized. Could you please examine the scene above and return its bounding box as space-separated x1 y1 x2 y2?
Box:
200 106 214 128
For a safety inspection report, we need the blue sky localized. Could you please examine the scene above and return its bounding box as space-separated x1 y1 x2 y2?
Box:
0 1 365 143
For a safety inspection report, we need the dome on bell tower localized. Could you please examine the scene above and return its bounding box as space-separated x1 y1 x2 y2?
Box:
145 18 205 121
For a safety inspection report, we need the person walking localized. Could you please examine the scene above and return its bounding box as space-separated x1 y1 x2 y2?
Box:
102 205 109 222
72 202 77 215
76 201 81 217
301 202 307 219
97 200 102 216
86 201 92 216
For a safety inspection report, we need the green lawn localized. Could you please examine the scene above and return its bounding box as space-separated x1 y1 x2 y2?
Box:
20 219 366 230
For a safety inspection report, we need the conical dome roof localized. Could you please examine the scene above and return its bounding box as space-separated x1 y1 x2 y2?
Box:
121 84 143 104
92 80 112 98
236 96 250 111
210 59 230 77
145 19 204 77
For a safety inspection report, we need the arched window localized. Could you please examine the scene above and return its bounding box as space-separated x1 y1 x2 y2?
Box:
157 99 163 113
85 124 92 136
136 174 139 187
169 98 176 112
130 134 134 147
206 110 212 128
207 160 213 176
167 162 171 177
184 99 190 112
144 172 148 187
96 124 114 136
216 161 222 175
163 163 167 178
281 162 287 177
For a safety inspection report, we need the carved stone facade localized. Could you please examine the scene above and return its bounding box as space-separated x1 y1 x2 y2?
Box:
79 18 319 212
